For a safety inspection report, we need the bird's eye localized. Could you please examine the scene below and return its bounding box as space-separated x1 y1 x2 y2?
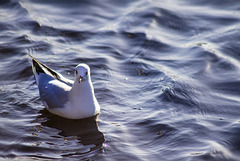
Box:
86 71 88 75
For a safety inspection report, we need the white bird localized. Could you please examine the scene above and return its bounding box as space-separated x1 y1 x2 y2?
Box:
30 55 100 119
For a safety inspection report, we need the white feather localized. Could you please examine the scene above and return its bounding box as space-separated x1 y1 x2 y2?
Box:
31 55 100 119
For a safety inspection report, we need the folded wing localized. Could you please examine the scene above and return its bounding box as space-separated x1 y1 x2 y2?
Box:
30 54 73 86
30 55 72 109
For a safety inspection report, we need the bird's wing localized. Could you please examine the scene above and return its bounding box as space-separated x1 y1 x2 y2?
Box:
38 75 70 109
29 55 72 108
29 54 73 86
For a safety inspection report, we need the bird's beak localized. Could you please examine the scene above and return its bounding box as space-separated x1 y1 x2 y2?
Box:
78 76 83 83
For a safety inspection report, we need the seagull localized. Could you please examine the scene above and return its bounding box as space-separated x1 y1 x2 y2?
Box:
29 55 100 119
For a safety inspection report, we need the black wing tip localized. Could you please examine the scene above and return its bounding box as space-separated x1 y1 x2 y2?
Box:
32 58 45 75
29 54 60 80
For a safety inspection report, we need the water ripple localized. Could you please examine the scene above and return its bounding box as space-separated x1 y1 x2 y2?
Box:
1 0 240 160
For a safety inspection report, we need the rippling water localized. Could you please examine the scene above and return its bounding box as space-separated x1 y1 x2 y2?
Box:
1 0 240 160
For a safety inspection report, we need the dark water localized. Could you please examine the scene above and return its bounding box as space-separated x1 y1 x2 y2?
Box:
1 0 240 160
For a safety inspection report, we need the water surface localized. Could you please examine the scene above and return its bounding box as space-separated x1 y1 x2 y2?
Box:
1 0 240 160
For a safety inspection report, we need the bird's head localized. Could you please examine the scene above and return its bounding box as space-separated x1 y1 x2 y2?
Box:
75 64 90 83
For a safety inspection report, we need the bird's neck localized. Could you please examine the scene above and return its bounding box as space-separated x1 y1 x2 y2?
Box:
71 78 94 96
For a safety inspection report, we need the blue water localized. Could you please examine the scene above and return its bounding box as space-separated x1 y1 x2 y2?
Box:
1 0 240 160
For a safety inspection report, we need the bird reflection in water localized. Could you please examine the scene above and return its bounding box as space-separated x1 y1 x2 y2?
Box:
37 109 105 157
